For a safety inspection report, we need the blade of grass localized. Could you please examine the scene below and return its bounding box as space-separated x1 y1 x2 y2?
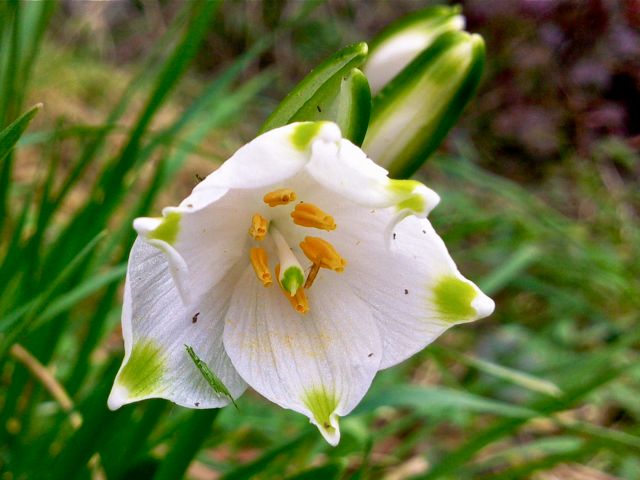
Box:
430 345 563 397
152 409 220 480
0 230 107 355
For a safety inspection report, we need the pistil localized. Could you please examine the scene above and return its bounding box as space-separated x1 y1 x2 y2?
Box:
276 264 309 314
271 227 305 295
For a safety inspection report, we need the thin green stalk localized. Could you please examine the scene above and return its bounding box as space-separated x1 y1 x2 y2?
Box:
152 409 220 480
419 359 632 479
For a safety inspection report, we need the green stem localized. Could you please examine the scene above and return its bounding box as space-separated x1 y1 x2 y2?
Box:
152 409 220 480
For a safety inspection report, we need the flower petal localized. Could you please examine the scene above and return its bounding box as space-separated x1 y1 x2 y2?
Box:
133 187 256 305
198 122 342 190
108 239 246 410
306 137 440 217
331 209 494 370
223 266 382 445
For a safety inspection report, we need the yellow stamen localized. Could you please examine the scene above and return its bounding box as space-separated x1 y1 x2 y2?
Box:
290 203 336 231
299 236 346 272
249 214 269 240
250 247 272 287
276 264 309 314
263 188 297 207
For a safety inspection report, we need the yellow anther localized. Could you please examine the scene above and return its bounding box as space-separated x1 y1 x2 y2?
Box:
263 188 297 207
299 237 346 272
249 247 272 287
276 264 309 314
290 203 336 231
249 214 269 240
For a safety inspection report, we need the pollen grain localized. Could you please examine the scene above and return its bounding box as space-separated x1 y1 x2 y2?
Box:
263 188 297 207
290 203 336 231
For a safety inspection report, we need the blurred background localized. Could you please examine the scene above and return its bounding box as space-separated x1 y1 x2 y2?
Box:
1 0 639 479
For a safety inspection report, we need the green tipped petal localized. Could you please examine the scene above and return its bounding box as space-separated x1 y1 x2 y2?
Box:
304 388 340 445
116 340 166 398
433 275 481 323
363 31 485 178
364 5 465 94
147 211 181 245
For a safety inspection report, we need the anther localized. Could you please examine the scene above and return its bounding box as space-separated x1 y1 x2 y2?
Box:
263 188 297 207
290 203 336 231
249 214 269 240
276 264 309 314
249 247 272 287
299 237 346 272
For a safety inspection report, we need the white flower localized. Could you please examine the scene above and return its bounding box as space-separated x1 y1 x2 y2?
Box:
107 121 494 445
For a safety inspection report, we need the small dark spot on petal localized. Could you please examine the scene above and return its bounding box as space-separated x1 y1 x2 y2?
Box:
323 422 331 429
195 402 200 406
404 289 409 295
187 203 193 208
422 230 426 234
368 352 374 357
192 312 200 323
393 233 397 239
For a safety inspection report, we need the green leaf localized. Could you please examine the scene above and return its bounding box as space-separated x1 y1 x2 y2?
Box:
291 68 371 146
433 345 563 397
185 344 238 408
363 31 485 178
0 103 41 162
355 385 538 419
260 42 368 133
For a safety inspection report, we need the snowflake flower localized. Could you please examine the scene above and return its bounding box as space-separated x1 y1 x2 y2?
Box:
108 121 494 445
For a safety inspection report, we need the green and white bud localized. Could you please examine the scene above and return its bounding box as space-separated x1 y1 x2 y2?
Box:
260 42 369 141
362 31 485 178
363 6 465 95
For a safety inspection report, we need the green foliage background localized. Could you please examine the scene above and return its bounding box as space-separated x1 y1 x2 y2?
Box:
1 1 639 479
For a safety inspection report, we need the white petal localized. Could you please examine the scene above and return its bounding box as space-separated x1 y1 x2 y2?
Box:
108 239 246 410
198 122 341 190
223 266 381 445
133 187 256 305
331 210 494 370
306 137 440 217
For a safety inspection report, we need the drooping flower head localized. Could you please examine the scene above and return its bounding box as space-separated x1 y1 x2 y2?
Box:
108 122 494 445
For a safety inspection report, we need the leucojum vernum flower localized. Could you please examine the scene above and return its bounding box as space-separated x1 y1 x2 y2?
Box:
108 6 494 445
108 121 494 445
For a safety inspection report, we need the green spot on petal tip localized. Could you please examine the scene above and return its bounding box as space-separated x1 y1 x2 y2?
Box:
433 276 478 322
303 388 340 445
148 211 181 245
290 122 322 150
118 340 165 397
